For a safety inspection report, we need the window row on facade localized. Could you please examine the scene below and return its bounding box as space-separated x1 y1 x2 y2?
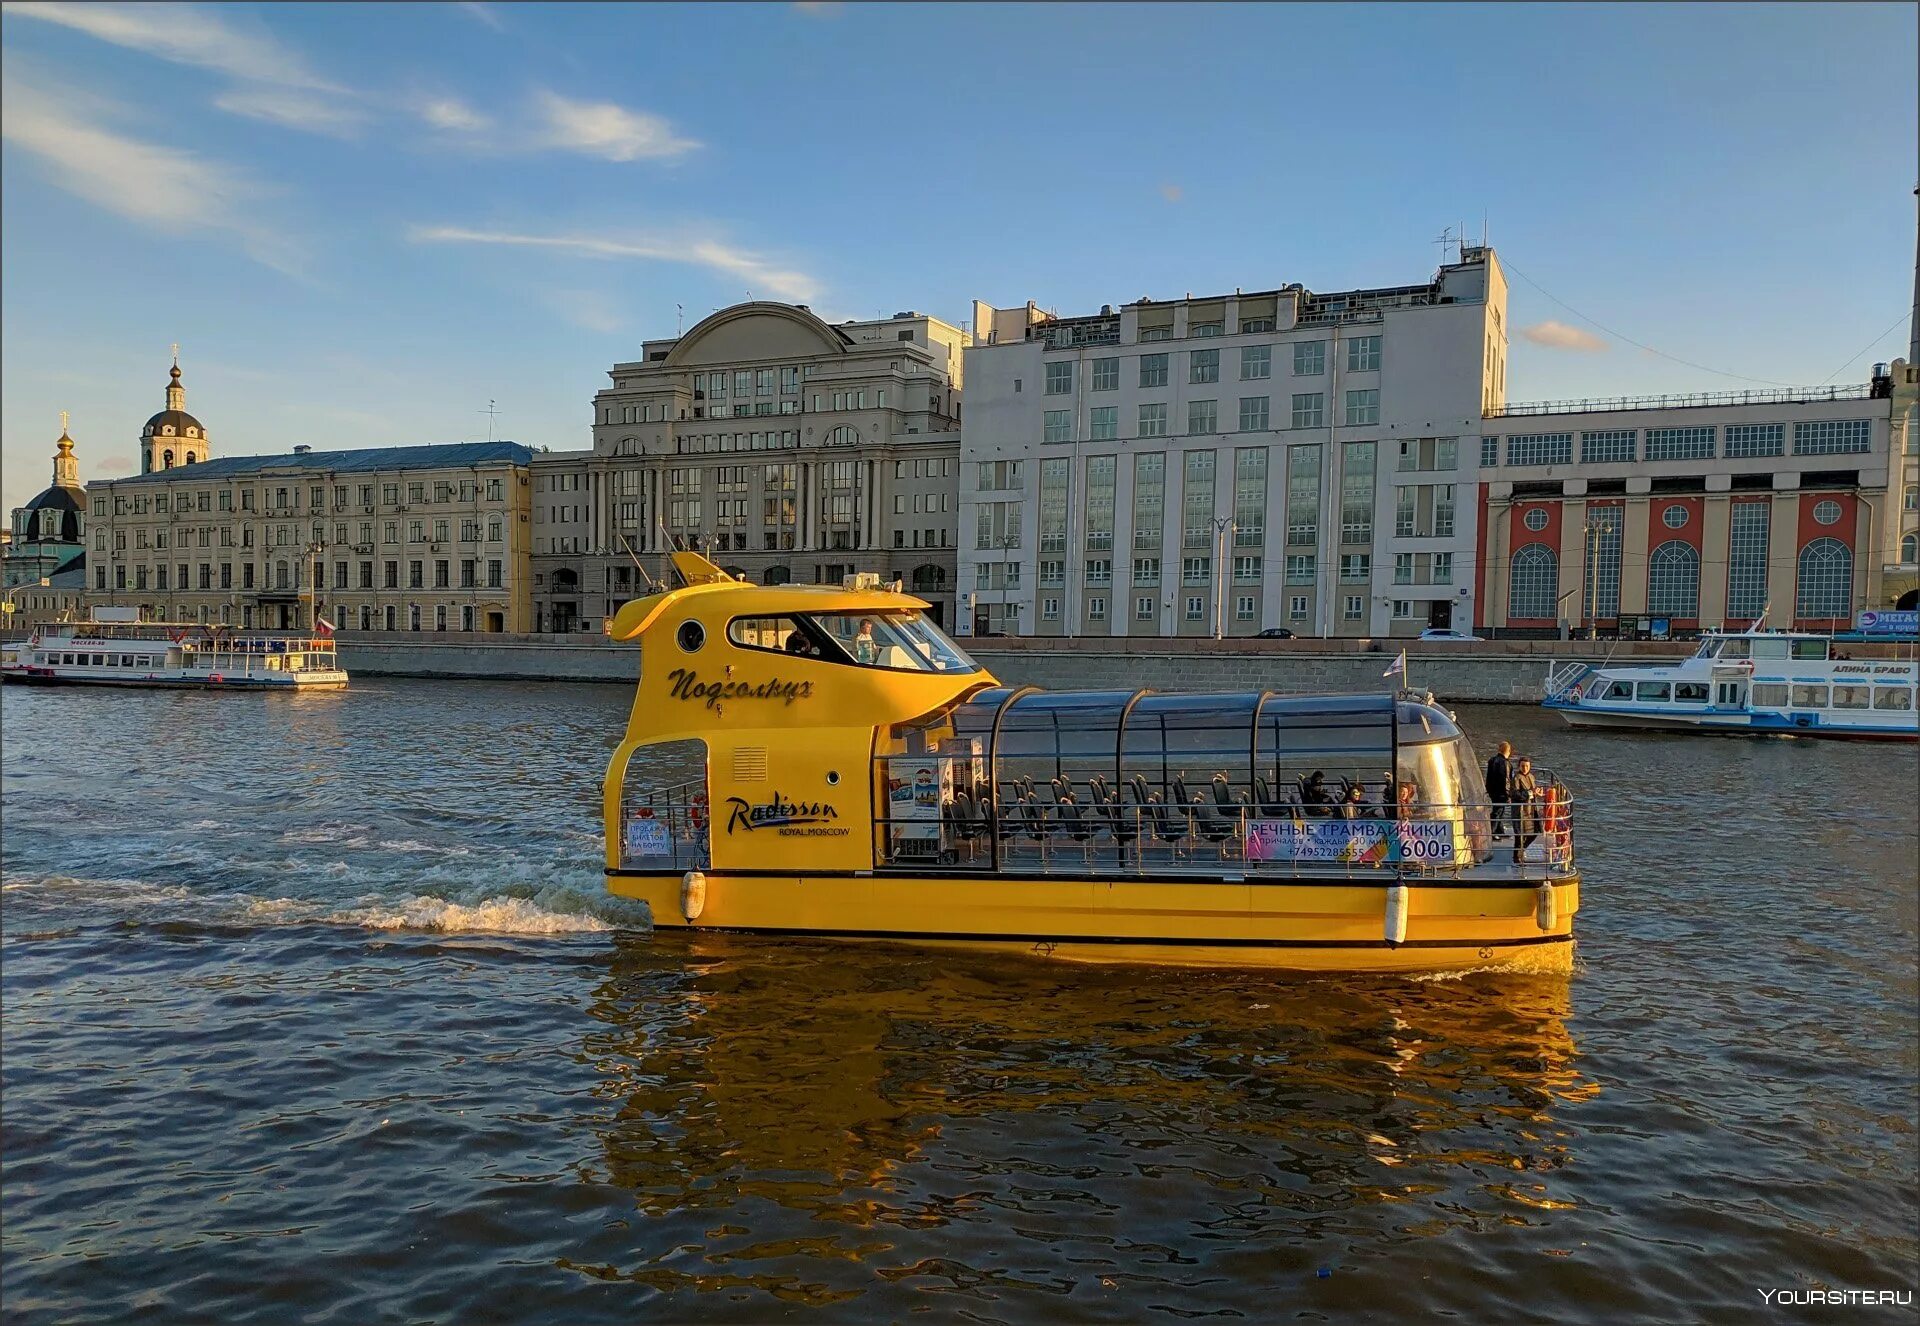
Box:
1490 419 1871 468
1505 533 1855 623
96 478 507 518
1040 337 1383 397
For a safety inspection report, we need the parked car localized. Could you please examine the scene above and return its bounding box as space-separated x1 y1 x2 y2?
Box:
1255 627 1296 640
1417 628 1484 642
973 630 1013 638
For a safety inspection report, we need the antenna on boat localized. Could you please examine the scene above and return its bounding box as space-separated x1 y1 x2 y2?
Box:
654 518 686 586
619 536 659 593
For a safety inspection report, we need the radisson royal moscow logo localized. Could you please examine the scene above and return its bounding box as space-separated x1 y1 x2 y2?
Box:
725 794 845 837
667 667 813 710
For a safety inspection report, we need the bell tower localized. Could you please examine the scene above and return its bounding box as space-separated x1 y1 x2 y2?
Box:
141 346 210 474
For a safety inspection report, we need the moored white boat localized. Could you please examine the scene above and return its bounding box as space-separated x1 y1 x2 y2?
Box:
1542 629 1916 741
4 612 348 691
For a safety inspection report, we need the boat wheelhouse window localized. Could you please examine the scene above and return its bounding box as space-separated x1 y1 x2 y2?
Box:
1635 681 1671 702
728 611 977 673
1791 684 1827 708
1751 639 1789 660
1873 686 1914 711
1718 638 1751 659
1602 680 1634 700
1830 684 1871 710
1791 639 1828 661
1752 683 1790 707
1673 682 1709 702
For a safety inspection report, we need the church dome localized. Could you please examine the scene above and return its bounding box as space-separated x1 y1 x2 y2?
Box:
142 409 206 439
21 478 84 544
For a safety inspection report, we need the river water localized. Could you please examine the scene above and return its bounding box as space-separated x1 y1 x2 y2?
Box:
2 679 1915 1322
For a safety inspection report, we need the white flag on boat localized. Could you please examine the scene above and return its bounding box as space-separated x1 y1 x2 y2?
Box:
1382 650 1406 679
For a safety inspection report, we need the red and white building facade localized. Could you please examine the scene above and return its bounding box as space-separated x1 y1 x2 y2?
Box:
1475 370 1911 636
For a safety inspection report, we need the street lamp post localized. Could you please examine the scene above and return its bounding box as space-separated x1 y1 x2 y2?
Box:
2 577 52 630
1211 516 1237 641
993 532 1021 635
303 541 324 633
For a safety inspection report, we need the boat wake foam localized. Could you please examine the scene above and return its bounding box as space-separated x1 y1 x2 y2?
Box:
2 870 650 939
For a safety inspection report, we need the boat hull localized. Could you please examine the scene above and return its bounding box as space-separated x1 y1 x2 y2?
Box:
0 668 347 690
606 869 1578 974
1548 701 1916 741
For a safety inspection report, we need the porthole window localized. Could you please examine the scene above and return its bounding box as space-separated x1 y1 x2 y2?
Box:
1522 508 1548 532
1812 500 1842 527
676 620 705 652
1662 505 1689 530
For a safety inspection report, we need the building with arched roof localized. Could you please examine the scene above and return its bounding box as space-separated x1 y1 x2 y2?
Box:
530 301 968 633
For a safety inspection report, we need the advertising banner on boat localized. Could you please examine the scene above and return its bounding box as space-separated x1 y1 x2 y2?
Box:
1857 610 1918 637
1244 818 1456 866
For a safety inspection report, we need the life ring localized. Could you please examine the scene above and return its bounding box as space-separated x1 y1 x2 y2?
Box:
1568 685 1583 702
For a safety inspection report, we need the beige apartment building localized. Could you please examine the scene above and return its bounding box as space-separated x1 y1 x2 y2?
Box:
85 362 536 631
530 301 967 632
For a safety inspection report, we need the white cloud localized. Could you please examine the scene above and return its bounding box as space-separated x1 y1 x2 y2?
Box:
214 87 368 138
540 289 625 334
11 2 340 91
528 90 699 161
1520 320 1608 353
1 70 304 276
417 97 491 133
458 2 507 31
410 225 819 303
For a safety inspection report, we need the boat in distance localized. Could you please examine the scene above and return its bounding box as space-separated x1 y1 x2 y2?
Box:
1542 628 1916 741
2 609 347 690
602 553 1579 973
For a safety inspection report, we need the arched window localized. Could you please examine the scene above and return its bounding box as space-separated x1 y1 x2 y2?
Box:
910 563 947 592
764 565 792 586
1902 532 1918 563
1647 540 1699 617
826 426 857 446
1507 543 1558 620
1903 485 1915 511
163 449 175 469
1795 537 1852 620
184 452 197 465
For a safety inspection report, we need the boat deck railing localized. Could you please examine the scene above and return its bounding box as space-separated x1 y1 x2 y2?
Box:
620 776 1575 882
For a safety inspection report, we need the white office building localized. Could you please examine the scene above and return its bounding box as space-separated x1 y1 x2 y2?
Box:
958 247 1507 637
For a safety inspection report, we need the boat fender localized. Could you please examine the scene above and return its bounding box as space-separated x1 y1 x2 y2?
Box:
681 870 706 922
1384 883 1408 946
1535 881 1556 931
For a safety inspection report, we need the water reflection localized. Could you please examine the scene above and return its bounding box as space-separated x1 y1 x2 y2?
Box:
570 935 1593 1312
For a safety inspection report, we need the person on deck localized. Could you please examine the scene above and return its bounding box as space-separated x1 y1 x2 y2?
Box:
1300 771 1334 817
1485 741 1514 844
854 619 879 664
1510 755 1541 861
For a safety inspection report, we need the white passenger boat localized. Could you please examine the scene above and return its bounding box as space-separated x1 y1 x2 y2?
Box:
3 613 348 690
1542 629 1916 741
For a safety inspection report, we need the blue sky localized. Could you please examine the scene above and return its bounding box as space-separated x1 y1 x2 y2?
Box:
2 1 1914 513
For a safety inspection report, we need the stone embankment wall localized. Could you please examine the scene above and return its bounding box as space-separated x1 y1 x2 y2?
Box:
330 633 1736 703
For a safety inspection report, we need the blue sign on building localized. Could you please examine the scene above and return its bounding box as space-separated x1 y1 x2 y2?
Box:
1857 609 1919 636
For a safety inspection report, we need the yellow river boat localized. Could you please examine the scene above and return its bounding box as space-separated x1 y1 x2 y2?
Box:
602 553 1579 973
